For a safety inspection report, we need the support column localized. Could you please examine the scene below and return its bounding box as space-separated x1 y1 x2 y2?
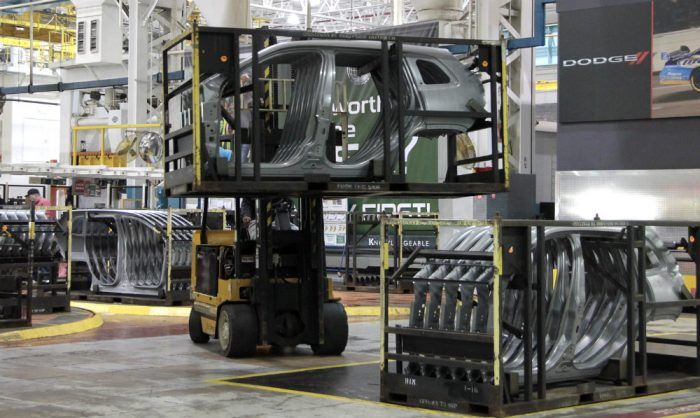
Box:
498 0 535 175
392 0 404 25
128 0 149 125
127 0 150 204
58 91 74 165
0 101 13 166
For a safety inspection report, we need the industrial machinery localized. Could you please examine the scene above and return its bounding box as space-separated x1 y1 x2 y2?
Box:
70 209 193 303
162 26 506 357
379 217 700 415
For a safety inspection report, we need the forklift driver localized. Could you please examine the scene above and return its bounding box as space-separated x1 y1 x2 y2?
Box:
240 197 296 239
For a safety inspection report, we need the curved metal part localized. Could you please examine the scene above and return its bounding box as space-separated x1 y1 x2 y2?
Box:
71 210 193 297
198 40 485 179
406 226 685 383
0 210 60 259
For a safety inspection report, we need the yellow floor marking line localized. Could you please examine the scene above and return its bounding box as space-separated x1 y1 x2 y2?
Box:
71 301 409 318
212 360 378 381
71 301 191 317
664 411 700 418
516 389 700 417
648 331 697 337
345 306 409 317
0 312 103 342
208 361 466 417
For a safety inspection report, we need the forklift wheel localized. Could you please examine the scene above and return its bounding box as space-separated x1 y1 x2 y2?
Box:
312 302 349 355
188 309 210 344
218 304 258 358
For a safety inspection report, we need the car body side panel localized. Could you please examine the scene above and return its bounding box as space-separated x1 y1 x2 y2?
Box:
199 40 486 179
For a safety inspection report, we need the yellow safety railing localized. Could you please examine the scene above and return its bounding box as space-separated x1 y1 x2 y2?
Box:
71 123 161 166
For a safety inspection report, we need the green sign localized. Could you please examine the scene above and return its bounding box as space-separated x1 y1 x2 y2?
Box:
330 67 438 222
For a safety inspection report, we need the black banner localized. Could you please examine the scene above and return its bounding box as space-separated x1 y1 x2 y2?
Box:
559 1 652 122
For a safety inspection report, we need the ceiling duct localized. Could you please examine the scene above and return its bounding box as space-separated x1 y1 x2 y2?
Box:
194 0 250 28
413 0 463 22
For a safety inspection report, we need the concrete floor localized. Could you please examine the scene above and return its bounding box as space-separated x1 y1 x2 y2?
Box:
2 313 700 417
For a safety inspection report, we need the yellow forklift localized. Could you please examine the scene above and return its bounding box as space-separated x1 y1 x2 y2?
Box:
186 197 348 357
162 25 504 359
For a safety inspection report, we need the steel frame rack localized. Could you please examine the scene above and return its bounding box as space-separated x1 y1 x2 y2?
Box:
341 211 437 291
0 206 73 327
379 218 700 417
69 208 220 305
0 263 31 328
161 25 508 198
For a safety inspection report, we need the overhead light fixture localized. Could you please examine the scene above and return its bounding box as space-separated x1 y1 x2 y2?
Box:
287 13 300 25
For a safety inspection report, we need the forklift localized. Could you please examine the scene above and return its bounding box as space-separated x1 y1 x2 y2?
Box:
187 196 348 357
163 25 505 359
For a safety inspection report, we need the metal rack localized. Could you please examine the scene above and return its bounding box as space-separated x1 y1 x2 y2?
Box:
379 217 700 416
0 269 31 328
161 25 508 198
341 211 437 291
69 208 217 305
0 206 72 328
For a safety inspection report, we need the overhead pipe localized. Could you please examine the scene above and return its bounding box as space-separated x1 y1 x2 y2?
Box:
413 0 463 21
0 77 129 95
0 71 185 95
0 0 64 12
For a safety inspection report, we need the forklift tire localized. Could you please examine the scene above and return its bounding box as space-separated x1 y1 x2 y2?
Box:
311 302 349 355
188 309 210 344
218 304 258 358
